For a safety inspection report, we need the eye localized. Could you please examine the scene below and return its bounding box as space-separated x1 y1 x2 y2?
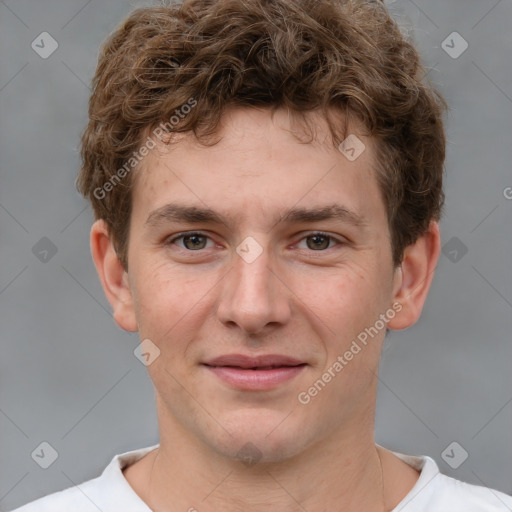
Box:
297 232 343 251
168 232 215 251
166 231 344 253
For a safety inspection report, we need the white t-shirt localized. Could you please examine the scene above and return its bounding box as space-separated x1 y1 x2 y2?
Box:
10 444 512 512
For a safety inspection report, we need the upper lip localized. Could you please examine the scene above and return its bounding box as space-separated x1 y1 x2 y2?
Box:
203 354 306 369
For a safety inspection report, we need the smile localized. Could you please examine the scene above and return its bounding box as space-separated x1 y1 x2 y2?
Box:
203 364 307 390
202 354 307 391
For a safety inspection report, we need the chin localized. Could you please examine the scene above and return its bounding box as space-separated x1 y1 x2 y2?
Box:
205 408 314 464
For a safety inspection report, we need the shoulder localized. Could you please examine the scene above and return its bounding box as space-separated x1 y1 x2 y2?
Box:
421 472 512 511
8 444 158 512
391 448 512 512
8 476 105 512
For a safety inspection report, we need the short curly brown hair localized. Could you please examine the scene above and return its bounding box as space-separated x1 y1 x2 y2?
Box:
77 0 447 270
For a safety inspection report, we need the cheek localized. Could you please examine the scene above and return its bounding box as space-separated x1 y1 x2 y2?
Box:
130 263 183 334
296 265 378 327
302 270 386 407
130 259 220 340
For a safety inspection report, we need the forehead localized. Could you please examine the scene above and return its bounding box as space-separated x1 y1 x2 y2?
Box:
131 107 384 228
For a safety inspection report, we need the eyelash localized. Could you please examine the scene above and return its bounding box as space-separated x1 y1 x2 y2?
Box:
166 231 344 252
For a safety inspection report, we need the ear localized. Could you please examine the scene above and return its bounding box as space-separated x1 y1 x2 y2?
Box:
90 219 138 332
387 220 441 330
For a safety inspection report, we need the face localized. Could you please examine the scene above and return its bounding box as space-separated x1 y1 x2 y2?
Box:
118 107 403 462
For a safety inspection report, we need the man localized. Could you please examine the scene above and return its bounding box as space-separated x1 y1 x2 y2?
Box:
12 0 512 510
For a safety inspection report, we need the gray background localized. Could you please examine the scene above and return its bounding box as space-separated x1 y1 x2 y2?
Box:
1 0 511 509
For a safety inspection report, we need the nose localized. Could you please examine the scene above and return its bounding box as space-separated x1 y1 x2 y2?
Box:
215 240 292 335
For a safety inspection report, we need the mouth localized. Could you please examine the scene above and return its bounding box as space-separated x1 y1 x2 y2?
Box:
202 354 307 390
214 365 304 370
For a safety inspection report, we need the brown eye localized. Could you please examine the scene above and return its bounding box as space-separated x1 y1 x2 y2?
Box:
169 232 213 251
305 234 333 250
182 234 208 250
295 232 344 252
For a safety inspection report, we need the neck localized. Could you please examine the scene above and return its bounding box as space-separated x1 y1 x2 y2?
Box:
142 414 387 512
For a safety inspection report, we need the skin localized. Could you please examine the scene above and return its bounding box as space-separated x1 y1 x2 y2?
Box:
91 107 440 511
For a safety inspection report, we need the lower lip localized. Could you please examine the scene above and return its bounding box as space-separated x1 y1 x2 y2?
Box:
204 364 306 390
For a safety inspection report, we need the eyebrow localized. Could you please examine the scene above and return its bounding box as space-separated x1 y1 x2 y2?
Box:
145 203 368 229
281 204 368 228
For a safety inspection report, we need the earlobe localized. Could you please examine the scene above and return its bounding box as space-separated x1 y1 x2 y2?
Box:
387 221 441 331
90 219 138 332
